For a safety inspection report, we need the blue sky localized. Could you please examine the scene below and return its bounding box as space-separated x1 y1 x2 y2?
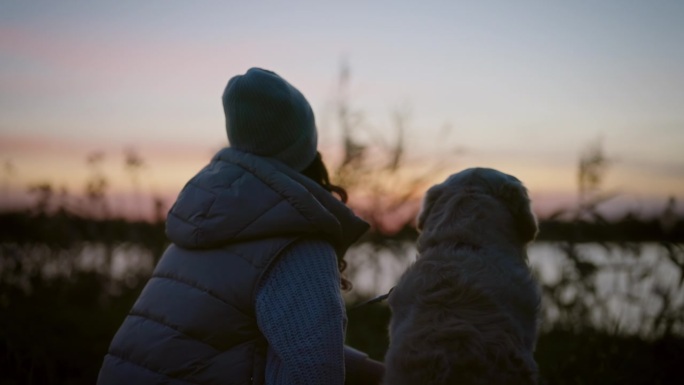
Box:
1 0 683 215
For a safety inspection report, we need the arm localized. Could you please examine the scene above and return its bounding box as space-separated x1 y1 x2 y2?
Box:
256 239 346 385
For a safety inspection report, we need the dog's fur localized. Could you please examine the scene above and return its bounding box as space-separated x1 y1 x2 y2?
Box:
384 168 541 385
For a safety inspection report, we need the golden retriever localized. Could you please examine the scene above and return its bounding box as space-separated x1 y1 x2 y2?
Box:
384 167 541 385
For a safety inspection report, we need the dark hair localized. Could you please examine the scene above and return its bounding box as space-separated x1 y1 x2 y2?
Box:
301 152 348 203
301 151 352 290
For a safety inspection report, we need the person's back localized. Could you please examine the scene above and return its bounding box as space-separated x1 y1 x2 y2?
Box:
97 68 383 385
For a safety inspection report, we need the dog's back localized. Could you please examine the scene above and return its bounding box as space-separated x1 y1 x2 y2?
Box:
384 168 541 385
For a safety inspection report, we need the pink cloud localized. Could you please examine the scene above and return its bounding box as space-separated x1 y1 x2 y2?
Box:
0 23 343 98
0 132 218 160
0 25 262 95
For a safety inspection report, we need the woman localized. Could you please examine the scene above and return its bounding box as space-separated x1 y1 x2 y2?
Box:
97 68 384 384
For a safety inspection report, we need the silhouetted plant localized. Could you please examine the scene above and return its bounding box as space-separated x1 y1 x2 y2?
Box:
84 151 109 218
328 61 460 295
124 147 145 219
27 183 54 215
2 159 15 201
537 139 684 338
577 137 614 220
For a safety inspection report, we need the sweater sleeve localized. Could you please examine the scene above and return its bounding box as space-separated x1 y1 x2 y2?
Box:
256 238 346 385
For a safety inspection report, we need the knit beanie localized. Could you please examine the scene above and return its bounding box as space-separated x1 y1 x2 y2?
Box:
222 68 318 171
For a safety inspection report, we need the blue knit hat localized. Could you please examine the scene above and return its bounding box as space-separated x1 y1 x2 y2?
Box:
222 68 318 171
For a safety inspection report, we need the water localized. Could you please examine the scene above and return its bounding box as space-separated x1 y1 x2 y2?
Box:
2 240 682 336
0 242 155 293
345 241 684 337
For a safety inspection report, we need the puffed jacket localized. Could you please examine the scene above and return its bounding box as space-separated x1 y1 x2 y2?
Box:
97 147 369 385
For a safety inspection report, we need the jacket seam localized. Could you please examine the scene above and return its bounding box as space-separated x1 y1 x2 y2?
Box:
185 179 216 194
230 246 274 269
231 199 284 239
201 171 248 225
127 311 222 353
123 310 263 370
105 352 202 385
250 236 302 306
168 210 196 227
151 273 253 319
172 172 249 246
115 314 257 377
229 161 317 228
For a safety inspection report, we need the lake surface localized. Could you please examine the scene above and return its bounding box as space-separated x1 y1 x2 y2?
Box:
344 241 684 336
2 240 682 336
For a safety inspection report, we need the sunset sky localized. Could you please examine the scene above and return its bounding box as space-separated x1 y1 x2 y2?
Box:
1 1 683 218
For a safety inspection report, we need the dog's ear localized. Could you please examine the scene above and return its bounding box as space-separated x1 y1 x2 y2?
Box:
416 183 446 232
498 179 538 243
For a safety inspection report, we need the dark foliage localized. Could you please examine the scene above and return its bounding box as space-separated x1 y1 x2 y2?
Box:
0 210 167 254
535 329 684 385
345 305 684 385
1 270 144 385
3 211 681 246
539 218 684 243
1 210 684 384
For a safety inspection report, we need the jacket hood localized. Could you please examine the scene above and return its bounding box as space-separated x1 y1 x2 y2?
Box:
166 148 369 256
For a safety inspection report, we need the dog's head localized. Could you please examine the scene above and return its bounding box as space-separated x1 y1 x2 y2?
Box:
417 167 538 244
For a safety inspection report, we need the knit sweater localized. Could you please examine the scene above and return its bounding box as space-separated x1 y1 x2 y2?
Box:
257 239 385 385
257 239 345 384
